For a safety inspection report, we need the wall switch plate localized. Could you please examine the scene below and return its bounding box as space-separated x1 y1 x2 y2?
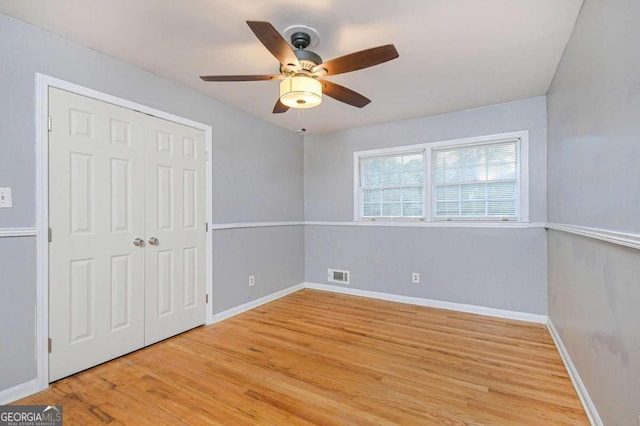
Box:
412 272 420 283
0 187 12 208
249 275 255 287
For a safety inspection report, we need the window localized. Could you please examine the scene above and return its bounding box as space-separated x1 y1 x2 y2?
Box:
359 151 425 219
432 140 519 219
354 131 529 223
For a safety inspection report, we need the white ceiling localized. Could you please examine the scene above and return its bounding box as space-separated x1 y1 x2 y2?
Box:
0 0 582 134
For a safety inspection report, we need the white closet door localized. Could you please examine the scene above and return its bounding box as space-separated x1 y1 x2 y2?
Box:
143 116 206 345
48 88 146 381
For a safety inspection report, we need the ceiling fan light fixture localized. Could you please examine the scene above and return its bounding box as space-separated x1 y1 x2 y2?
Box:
279 75 322 109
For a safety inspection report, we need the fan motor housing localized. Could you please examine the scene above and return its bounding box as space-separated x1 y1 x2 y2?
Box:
295 49 322 69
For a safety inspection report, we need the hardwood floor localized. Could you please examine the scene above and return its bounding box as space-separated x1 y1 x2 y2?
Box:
17 289 588 425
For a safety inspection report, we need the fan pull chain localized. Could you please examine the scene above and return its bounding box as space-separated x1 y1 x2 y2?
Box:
295 109 307 134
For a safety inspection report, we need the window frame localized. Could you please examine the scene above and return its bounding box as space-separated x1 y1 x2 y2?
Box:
353 130 529 223
356 147 427 220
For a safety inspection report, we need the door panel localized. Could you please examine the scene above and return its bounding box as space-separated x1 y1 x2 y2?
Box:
69 153 93 234
110 254 133 331
144 116 205 345
156 165 174 231
68 258 94 342
49 88 146 381
110 159 132 232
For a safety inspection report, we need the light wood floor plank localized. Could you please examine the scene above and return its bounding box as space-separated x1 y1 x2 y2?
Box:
15 289 588 425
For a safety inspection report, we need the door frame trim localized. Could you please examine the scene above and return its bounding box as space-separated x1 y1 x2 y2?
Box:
35 73 214 392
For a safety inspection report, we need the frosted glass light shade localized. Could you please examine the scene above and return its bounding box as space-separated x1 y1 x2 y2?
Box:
279 76 322 109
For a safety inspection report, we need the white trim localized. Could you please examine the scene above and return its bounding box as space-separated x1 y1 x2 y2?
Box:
35 73 50 394
211 221 304 230
37 75 209 130
211 283 305 323
355 143 429 159
209 220 546 229
519 131 530 222
34 73 215 395
547 319 603 426
353 150 361 221
0 227 37 237
204 127 214 326
0 379 41 405
303 282 547 324
546 223 640 251
425 131 529 150
305 221 546 229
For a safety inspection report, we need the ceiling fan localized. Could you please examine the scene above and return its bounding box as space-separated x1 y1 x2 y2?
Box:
200 21 399 114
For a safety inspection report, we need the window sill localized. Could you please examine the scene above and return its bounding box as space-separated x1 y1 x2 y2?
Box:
309 220 545 229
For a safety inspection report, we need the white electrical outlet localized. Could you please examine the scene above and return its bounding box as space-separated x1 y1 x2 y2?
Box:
249 275 255 287
412 273 420 283
0 187 12 208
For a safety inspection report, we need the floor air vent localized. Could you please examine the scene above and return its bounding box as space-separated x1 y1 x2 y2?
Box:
328 268 350 284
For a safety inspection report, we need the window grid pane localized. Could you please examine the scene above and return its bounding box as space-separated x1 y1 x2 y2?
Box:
360 152 424 218
432 140 518 218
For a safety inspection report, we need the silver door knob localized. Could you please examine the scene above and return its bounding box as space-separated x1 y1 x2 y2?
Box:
148 237 159 246
133 238 145 247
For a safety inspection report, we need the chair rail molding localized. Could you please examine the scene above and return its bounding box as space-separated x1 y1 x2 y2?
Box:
0 227 37 238
546 223 640 250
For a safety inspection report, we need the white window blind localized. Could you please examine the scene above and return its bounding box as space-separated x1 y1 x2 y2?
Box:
432 140 519 219
360 151 424 218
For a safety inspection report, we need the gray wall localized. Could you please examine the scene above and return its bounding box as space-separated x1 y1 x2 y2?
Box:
304 97 548 314
546 0 640 424
548 232 640 425
213 226 304 313
0 237 37 389
306 226 547 313
0 13 304 393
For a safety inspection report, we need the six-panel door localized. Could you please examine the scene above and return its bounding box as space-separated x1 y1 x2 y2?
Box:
48 88 205 381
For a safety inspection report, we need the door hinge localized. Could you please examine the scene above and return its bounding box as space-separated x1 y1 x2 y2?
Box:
205 222 209 232
47 116 52 131
48 338 52 353
205 294 209 304
48 228 52 242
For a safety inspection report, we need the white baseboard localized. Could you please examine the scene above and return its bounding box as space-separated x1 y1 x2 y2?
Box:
0 378 44 405
212 281 548 326
211 283 305 323
546 319 602 426
303 282 548 324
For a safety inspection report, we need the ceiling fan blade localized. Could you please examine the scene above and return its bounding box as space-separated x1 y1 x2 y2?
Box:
320 79 371 108
273 99 289 114
246 21 300 68
200 74 283 82
314 44 399 76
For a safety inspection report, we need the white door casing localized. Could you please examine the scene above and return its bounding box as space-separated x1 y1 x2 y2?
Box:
48 87 206 381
